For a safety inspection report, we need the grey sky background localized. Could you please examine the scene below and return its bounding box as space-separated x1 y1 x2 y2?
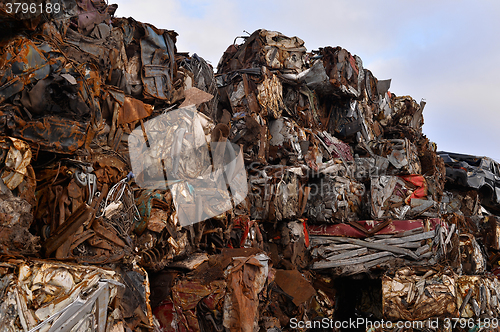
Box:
111 0 500 160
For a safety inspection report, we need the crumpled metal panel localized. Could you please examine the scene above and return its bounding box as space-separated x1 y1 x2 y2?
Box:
217 29 306 73
284 53 363 100
140 24 177 101
129 105 248 227
257 68 285 119
318 46 362 98
484 216 500 251
327 99 379 143
118 96 153 124
315 131 354 161
232 217 264 249
370 175 438 220
358 138 421 175
363 69 380 104
0 193 40 255
223 254 269 332
129 105 213 188
268 117 308 163
272 171 302 221
456 275 500 318
0 137 31 190
274 269 316 306
156 278 225 332
179 87 214 109
179 53 219 118
135 190 165 235
380 95 424 129
172 279 225 311
106 88 154 125
459 233 486 274
282 59 330 93
260 30 306 70
154 251 271 332
279 221 310 268
75 0 113 35
0 110 88 154
20 71 93 120
441 190 481 216
64 24 126 85
0 138 38 257
0 30 101 154
0 36 51 102
384 269 500 321
224 72 263 118
248 166 303 221
118 266 154 329
230 113 268 164
306 161 364 223
438 151 500 209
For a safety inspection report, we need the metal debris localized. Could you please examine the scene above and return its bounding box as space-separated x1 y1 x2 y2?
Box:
1 5 500 331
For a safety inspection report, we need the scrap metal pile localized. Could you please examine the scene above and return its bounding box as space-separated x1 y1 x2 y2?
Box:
0 1 499 331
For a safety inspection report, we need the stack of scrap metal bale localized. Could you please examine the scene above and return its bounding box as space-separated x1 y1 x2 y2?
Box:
0 0 207 330
1 2 500 331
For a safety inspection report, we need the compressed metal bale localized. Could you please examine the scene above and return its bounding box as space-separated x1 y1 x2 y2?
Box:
248 166 304 221
217 29 306 73
382 268 458 321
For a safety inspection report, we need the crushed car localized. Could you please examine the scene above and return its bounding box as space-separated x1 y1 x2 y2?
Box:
438 151 500 210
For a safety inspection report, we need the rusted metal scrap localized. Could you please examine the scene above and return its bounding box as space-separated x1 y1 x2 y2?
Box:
314 46 363 98
274 269 316 306
305 160 364 224
459 233 486 275
0 188 40 255
0 107 90 154
370 174 439 220
355 138 421 176
248 166 304 221
217 29 306 74
153 249 276 332
223 253 270 332
5 4 500 330
0 137 39 255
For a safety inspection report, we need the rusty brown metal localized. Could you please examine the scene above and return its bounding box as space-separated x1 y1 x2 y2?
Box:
118 96 154 125
274 269 316 306
92 219 126 247
43 203 93 256
0 110 89 154
0 190 40 255
223 254 268 332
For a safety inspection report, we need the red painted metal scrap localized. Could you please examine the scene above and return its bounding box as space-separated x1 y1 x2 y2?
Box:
308 219 442 238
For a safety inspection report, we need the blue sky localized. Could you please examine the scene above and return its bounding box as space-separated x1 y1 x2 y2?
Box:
112 0 500 160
